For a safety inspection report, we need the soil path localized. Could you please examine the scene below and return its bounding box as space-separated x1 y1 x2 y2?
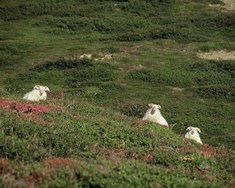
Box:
197 50 235 60
222 0 235 10
209 0 235 10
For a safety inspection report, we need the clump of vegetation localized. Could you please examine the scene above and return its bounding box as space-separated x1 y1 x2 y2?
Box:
125 69 193 87
33 58 93 72
191 85 235 99
120 103 146 118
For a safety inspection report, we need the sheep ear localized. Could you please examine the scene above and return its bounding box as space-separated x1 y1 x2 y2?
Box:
196 128 201 133
148 103 153 107
186 127 191 131
157 105 162 109
44 86 50 91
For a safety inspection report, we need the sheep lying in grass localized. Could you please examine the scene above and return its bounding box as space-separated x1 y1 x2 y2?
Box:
23 85 50 101
142 103 169 127
185 126 203 145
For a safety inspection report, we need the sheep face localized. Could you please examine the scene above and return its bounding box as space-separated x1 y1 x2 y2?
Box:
38 86 50 100
142 103 168 127
185 126 203 145
35 85 50 92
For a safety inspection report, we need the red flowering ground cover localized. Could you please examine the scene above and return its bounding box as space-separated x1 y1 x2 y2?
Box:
42 157 78 169
0 159 12 175
0 98 63 125
178 144 228 158
23 171 49 188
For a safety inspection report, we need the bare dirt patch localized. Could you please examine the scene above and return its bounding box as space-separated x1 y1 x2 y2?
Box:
197 50 235 60
121 44 142 54
222 0 235 10
209 0 235 11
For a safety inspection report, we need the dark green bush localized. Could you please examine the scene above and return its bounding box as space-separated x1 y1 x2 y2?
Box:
99 46 120 53
0 1 83 20
116 31 149 41
33 58 93 72
67 66 116 83
38 16 151 35
192 71 233 86
0 46 21 69
211 60 235 76
120 103 146 118
193 13 235 35
125 69 193 87
154 149 182 167
192 85 235 99
0 54 19 70
125 69 155 82
190 61 218 72
0 3 48 20
193 0 224 4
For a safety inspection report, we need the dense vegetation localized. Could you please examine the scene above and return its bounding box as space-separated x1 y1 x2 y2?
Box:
0 0 234 187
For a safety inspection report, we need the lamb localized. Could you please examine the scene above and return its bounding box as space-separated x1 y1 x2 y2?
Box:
142 103 169 127
23 85 50 101
185 126 203 145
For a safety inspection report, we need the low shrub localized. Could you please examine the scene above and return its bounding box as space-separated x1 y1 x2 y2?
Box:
192 71 233 86
211 60 235 76
33 58 93 72
190 61 218 72
193 13 235 37
67 67 116 84
120 103 146 118
125 69 193 87
0 54 19 70
99 46 120 53
190 60 235 75
0 45 21 69
191 85 235 99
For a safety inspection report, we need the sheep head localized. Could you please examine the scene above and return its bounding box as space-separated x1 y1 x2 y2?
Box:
148 103 162 109
34 85 50 92
186 126 201 134
148 103 162 114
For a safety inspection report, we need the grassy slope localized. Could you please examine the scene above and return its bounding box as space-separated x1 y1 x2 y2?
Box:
0 0 235 187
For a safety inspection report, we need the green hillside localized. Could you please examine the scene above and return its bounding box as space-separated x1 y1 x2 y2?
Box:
0 0 234 187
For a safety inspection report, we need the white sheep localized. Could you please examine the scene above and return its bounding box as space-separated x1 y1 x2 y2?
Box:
142 103 169 127
185 126 203 145
23 85 50 101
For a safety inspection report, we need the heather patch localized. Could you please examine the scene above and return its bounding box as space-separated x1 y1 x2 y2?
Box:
42 157 78 169
0 99 62 113
178 144 229 158
0 99 63 125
